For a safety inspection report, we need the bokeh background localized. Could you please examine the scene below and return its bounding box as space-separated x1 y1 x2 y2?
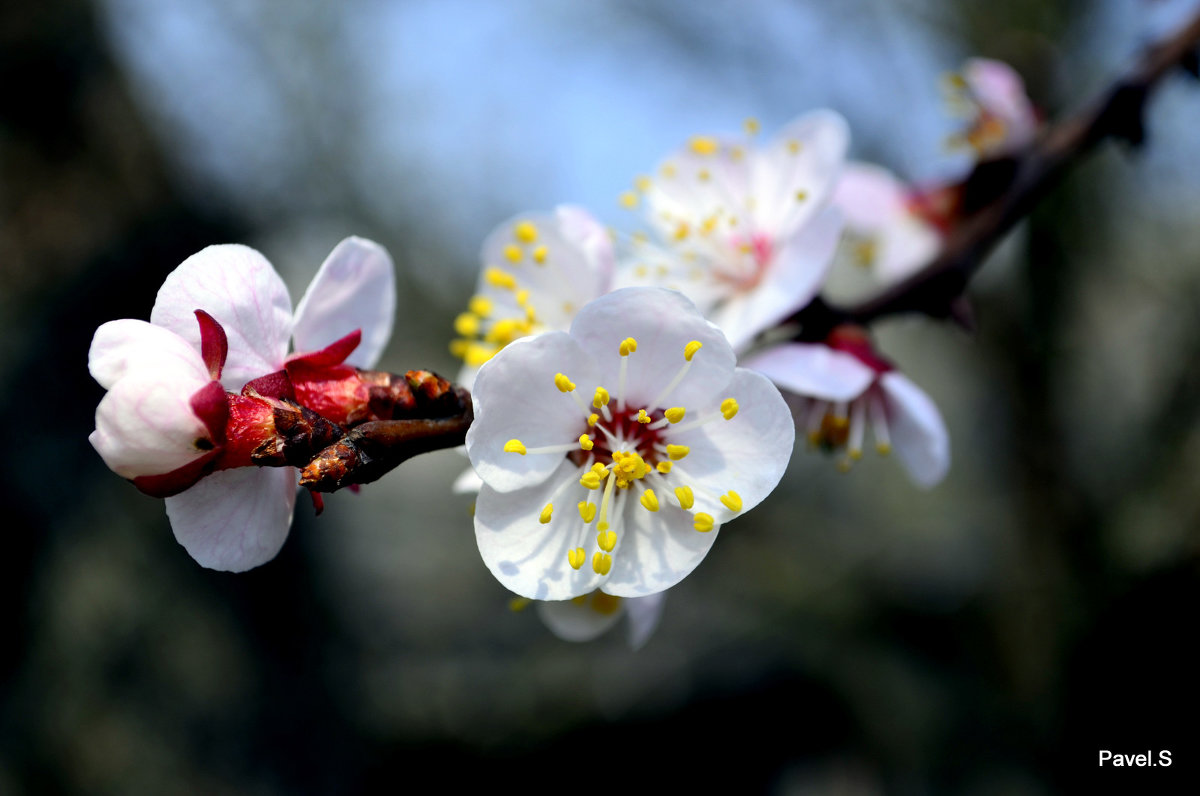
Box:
3 0 1200 792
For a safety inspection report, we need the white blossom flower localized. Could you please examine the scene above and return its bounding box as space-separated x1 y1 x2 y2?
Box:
616 111 849 351
451 206 613 383
745 335 949 488
467 287 794 599
831 162 945 284
88 237 395 571
945 58 1039 158
535 590 665 650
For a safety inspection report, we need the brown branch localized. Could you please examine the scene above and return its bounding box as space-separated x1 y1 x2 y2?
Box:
795 9 1200 337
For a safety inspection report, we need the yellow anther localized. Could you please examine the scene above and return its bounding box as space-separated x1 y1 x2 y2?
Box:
730 146 745 161
591 592 622 615
593 387 610 408
610 450 649 486
876 442 892 456
619 337 638 356
578 501 597 523
580 471 602 490
592 552 613 575
449 339 469 358
849 448 863 460
664 407 686 423
720 398 739 420
795 190 808 202
468 295 493 317
634 174 652 192
720 490 743 513
484 318 531 345
591 462 608 474
554 373 575 392
620 191 639 209
484 267 516 290
639 489 660 512
700 215 718 235
464 342 499 367
636 409 651 424
743 117 761 135
597 529 617 552
666 444 690 461
693 513 715 533
568 547 586 570
514 220 538 243
673 221 690 241
509 597 531 612
675 485 694 510
689 135 719 156
504 244 524 264
634 264 648 278
684 340 703 361
453 312 480 337
587 413 599 427
697 168 711 182
503 439 526 455
656 461 673 474
515 288 531 307
786 139 801 154
533 245 548 264
539 503 554 524
660 162 677 178
579 434 594 451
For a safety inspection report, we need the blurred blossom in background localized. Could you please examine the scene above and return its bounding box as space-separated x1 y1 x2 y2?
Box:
2 0 1200 792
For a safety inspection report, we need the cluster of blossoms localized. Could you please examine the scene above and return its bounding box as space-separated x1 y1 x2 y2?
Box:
91 56 1036 646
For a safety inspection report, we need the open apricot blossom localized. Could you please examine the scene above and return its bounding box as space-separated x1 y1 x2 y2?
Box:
533 590 665 649
744 328 949 489
945 58 1039 158
466 287 794 600
615 110 848 351
88 238 396 571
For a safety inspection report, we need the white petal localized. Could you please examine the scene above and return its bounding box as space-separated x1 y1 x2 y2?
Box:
880 372 950 488
466 333 601 493
874 213 942 284
89 319 209 390
602 501 718 598
150 244 293 390
831 161 908 233
165 466 298 571
474 461 605 600
535 592 624 642
743 343 875 401
452 466 484 495
624 592 666 650
292 237 396 369
568 287 737 410
666 368 795 524
555 204 615 286
752 109 850 237
644 136 750 242
708 205 843 351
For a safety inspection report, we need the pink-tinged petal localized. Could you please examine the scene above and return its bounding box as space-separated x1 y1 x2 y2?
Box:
536 592 625 642
165 466 298 571
89 320 209 390
151 245 294 390
474 462 606 600
292 237 395 369
602 500 718 598
964 58 1036 142
752 109 850 238
569 287 737 410
625 592 665 650
832 162 908 233
743 343 875 401
555 205 615 286
666 368 795 524
466 333 602 493
644 136 751 243
286 329 361 368
874 213 942 284
709 206 843 351
91 369 214 479
131 450 221 498
194 310 228 380
879 372 950 488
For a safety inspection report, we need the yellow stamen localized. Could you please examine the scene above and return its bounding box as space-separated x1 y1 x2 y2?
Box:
620 191 639 209
876 442 892 456
786 139 801 154
509 597 531 612
684 341 703 361
634 174 652 192
578 501 596 523
675 486 694 510
592 552 612 575
743 117 761 135
554 373 575 392
689 135 719 156
639 489 660 512
463 342 498 367
673 221 690 241
693 513 715 532
484 267 516 290
697 168 711 182
666 444 690 461
636 409 650 424
661 162 677 178
580 470 603 490
720 398 739 420
656 461 673 474
539 503 554 524
795 190 808 202
597 529 617 552
593 387 610 408
533 245 548 264
587 413 599 427
453 312 480 337
468 295 493 317
610 450 650 487
664 407 686 423
579 434 594 451
503 439 526 455
568 548 586 570
720 491 743 512
514 220 538 243
618 337 638 356
590 592 622 615
503 244 523 264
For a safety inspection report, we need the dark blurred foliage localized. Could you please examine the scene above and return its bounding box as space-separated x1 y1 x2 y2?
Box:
2 1 1200 793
